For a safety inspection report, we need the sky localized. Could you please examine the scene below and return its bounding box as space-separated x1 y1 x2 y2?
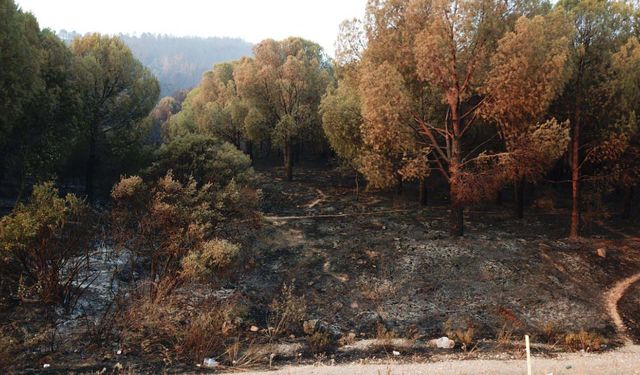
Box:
15 0 368 55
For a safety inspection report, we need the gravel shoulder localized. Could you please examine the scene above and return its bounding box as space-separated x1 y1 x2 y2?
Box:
240 345 640 375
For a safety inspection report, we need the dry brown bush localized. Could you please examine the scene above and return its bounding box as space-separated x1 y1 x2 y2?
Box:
111 172 245 299
444 317 476 351
267 281 306 338
563 330 606 351
306 331 335 354
375 323 396 349
119 293 247 363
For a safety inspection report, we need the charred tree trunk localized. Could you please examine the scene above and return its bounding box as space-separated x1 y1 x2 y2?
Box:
395 173 403 196
85 131 97 202
449 105 464 237
515 177 526 219
450 206 464 237
419 178 428 206
623 186 634 220
246 141 254 162
570 110 581 240
354 170 360 201
284 139 293 182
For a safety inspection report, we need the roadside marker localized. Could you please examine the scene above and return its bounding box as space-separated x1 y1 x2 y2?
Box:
526 334 532 375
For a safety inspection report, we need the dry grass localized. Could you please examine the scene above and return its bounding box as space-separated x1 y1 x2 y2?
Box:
359 277 396 302
542 321 559 344
563 330 606 351
118 291 248 364
374 323 397 349
267 281 306 339
496 323 515 347
306 331 335 354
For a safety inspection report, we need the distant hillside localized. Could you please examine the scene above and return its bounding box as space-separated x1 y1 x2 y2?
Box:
57 31 253 96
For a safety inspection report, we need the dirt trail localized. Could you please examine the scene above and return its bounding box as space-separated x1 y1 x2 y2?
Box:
605 272 640 343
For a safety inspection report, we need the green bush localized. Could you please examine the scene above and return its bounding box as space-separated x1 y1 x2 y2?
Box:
0 182 90 305
148 134 254 189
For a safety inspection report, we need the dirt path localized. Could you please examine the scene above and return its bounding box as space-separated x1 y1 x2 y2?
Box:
604 272 640 343
238 345 640 375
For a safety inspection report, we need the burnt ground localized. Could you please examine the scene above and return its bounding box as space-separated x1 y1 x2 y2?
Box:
240 166 640 343
4 165 640 373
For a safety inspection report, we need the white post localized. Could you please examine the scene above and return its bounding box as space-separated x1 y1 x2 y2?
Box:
525 334 532 375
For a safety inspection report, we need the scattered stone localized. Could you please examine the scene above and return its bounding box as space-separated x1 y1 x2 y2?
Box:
304 319 343 339
250 325 259 332
597 248 607 258
427 336 455 349
202 358 219 368
43 364 50 368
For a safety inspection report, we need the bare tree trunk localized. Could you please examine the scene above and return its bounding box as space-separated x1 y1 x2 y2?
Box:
449 121 464 236
354 170 360 201
450 206 464 237
85 131 97 202
246 140 253 162
284 139 293 182
570 111 580 240
515 177 526 219
419 178 428 206
622 186 634 220
395 173 403 196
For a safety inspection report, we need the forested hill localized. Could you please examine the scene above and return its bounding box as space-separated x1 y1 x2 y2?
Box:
57 31 253 96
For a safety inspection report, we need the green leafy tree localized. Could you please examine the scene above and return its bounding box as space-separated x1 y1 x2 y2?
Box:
320 80 365 192
234 37 332 181
164 62 253 156
554 0 635 238
72 33 160 200
0 0 42 181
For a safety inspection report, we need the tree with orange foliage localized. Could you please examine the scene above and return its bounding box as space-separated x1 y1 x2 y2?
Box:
480 9 573 218
338 0 571 235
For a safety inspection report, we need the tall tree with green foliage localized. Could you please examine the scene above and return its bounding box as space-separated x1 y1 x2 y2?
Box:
0 0 43 182
554 0 635 239
72 34 160 200
164 62 253 155
0 1 83 196
234 38 332 181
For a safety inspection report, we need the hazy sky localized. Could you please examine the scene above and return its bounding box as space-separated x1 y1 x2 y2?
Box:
15 0 368 55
